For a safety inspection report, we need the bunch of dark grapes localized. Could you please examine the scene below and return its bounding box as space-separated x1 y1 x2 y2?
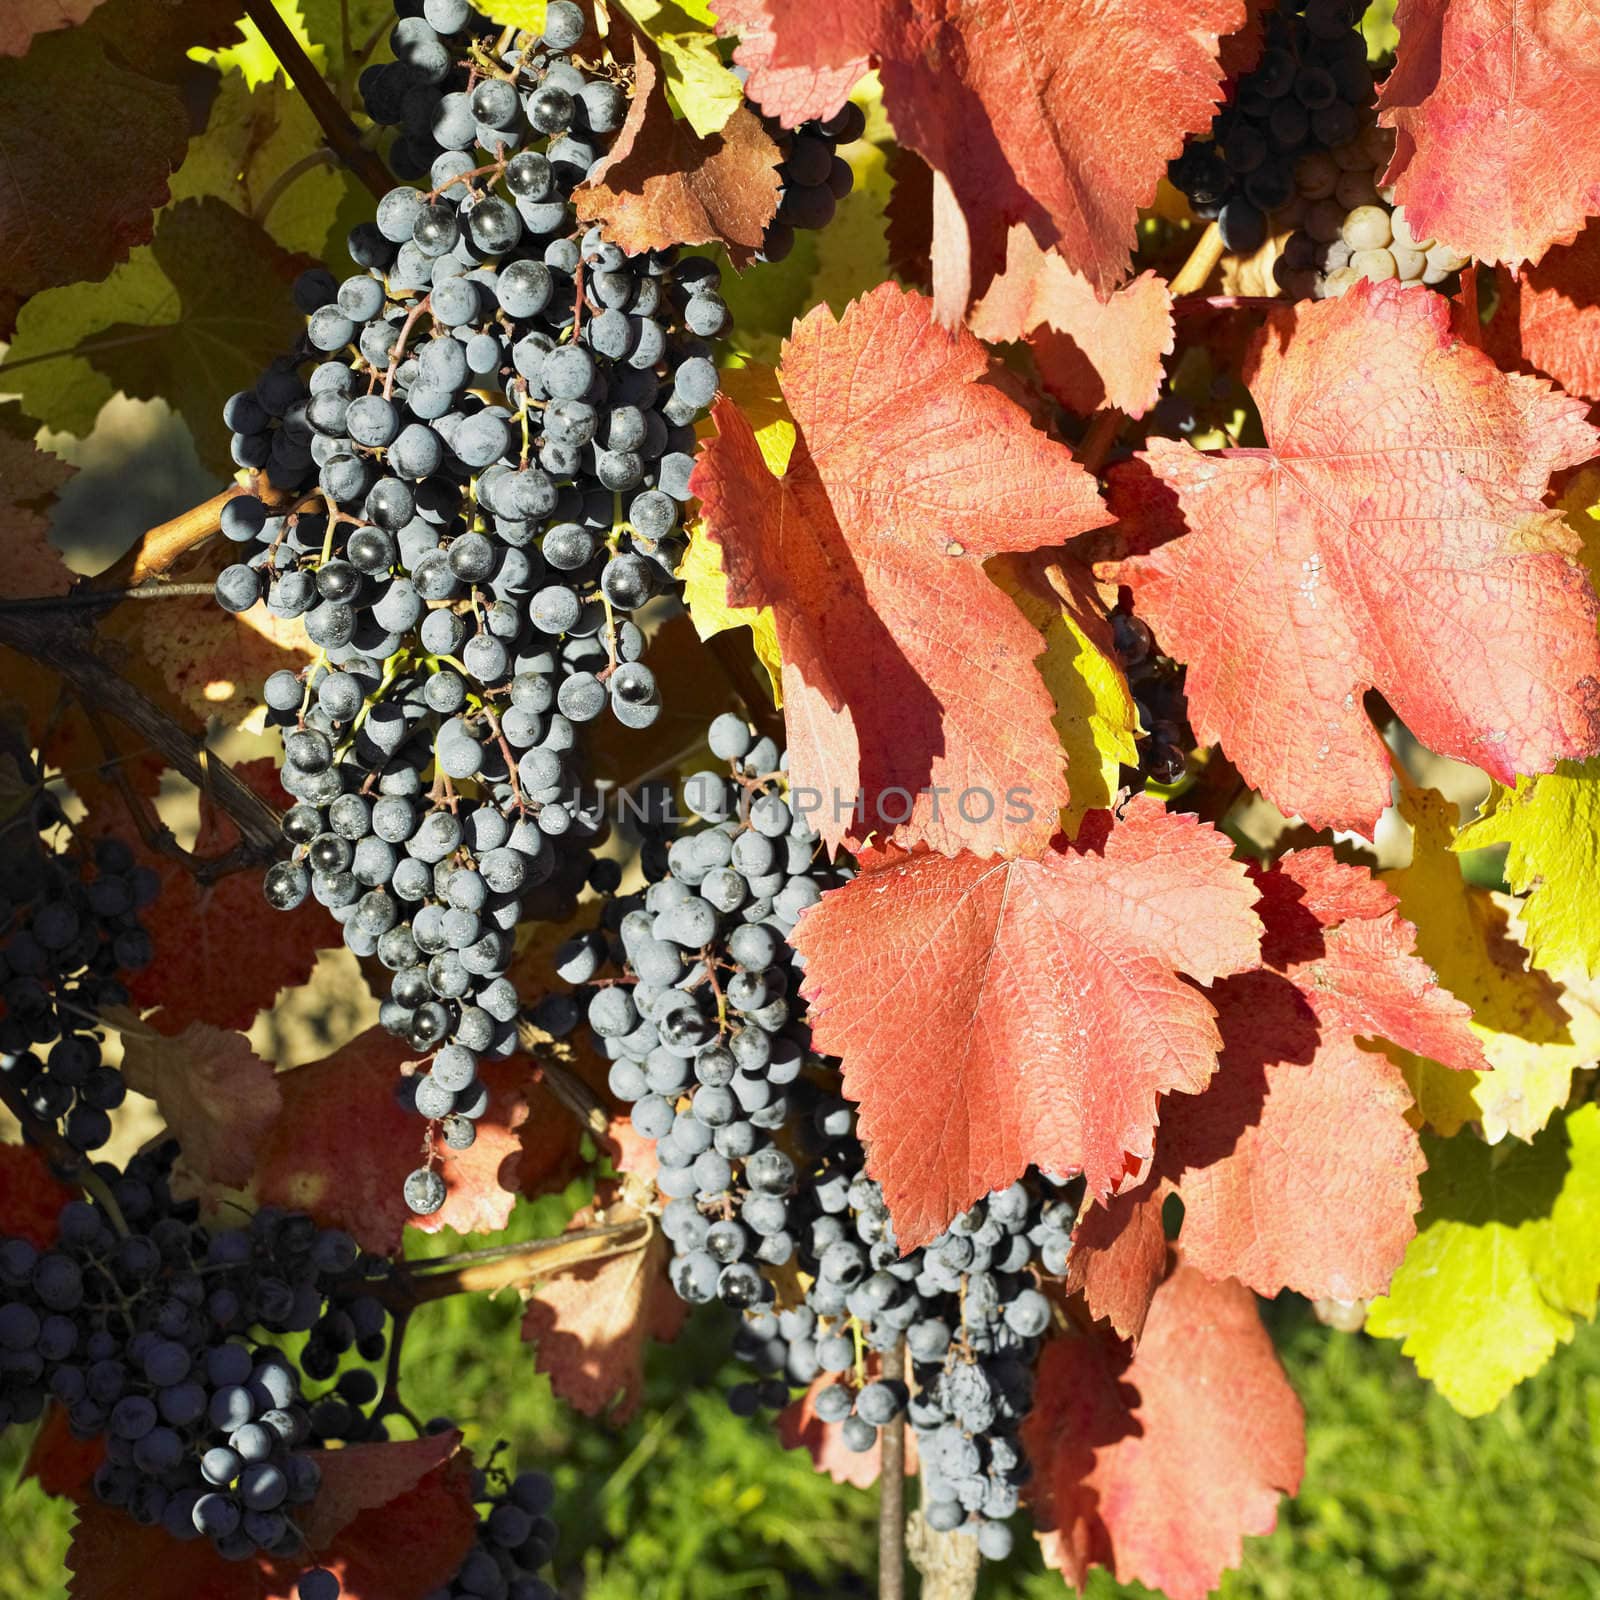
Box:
299 1458 559 1600
753 101 866 263
563 712 847 1279
0 1142 387 1564
215 0 787 1212
0 763 156 1156
1110 604 1193 787
562 717 1082 1558
1166 0 1470 297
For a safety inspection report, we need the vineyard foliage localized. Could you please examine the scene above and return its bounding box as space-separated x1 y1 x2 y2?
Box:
3 0 1600 1597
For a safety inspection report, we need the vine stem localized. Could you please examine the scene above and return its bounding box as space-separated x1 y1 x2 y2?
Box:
0 583 219 615
516 1023 611 1142
94 480 318 588
907 1513 982 1600
0 609 283 856
1167 219 1225 298
878 1336 907 1600
241 0 393 200
1074 409 1122 476
252 146 337 224
398 1215 651 1305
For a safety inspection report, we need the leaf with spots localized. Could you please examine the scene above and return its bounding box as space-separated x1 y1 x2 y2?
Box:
1108 277 1600 835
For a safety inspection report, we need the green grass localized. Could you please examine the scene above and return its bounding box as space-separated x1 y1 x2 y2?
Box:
8 1236 1600 1599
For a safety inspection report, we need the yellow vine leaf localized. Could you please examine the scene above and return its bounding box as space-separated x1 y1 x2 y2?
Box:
989 558 1137 831
679 364 789 704
615 0 743 136
190 1 324 87
1366 1104 1600 1416
477 0 548 30
1382 781 1599 1142
1454 758 1600 981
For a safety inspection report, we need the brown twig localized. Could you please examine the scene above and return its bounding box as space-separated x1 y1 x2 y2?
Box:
241 0 393 200
93 481 318 588
0 583 220 615
403 1215 650 1303
0 609 283 856
878 1337 907 1600
1168 220 1226 298
515 1023 611 1142
1173 293 1286 314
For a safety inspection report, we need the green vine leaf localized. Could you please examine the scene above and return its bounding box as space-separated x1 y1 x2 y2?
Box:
0 199 315 469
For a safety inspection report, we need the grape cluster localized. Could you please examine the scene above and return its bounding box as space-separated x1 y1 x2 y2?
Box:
1167 0 1380 256
562 717 1082 1557
216 0 792 1210
1166 0 1473 298
0 778 156 1155
0 1142 384 1563
565 712 848 1290
1272 134 1469 300
753 101 866 263
299 1457 560 1600
1110 604 1192 787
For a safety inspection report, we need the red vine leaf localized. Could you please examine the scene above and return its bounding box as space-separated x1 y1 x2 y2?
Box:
1024 1259 1304 1600
1065 1182 1169 1343
778 1369 920 1486
256 1030 530 1256
692 282 1109 858
721 0 1243 306
1483 220 1600 403
791 797 1263 1250
0 0 111 55
1071 850 1482 1329
0 1142 75 1247
118 1021 282 1190
85 758 325 1033
1108 277 1600 835
575 26 781 259
0 30 188 337
1377 0 1600 269
714 0 868 129
969 226 1174 419
520 1198 686 1421
66 1432 476 1600
0 416 74 598
25 1405 105 1500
